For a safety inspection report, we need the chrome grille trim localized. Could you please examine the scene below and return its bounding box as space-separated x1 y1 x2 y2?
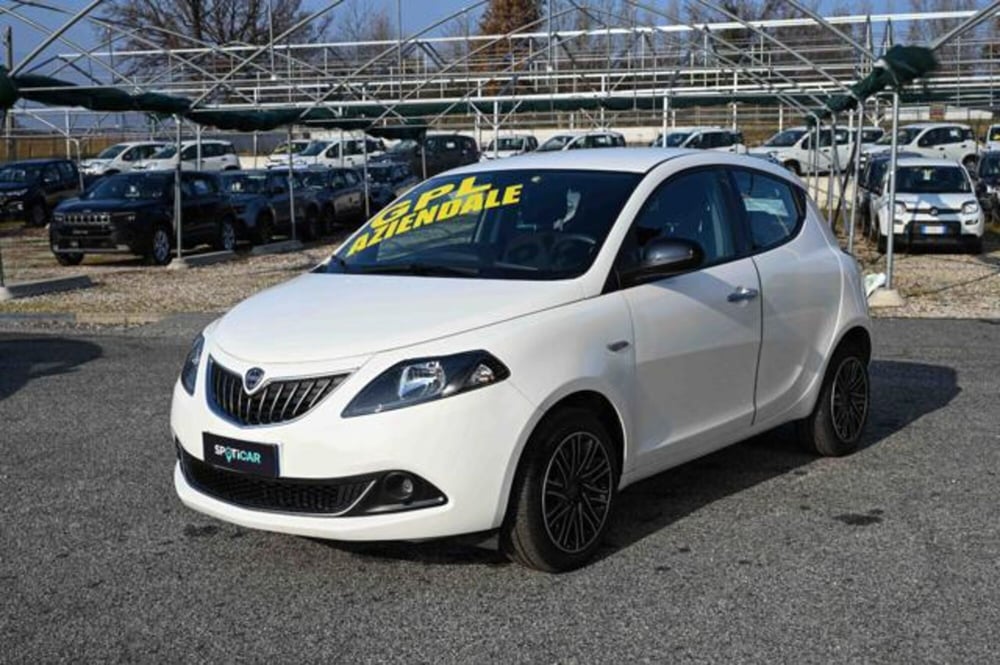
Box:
63 212 112 225
207 357 349 426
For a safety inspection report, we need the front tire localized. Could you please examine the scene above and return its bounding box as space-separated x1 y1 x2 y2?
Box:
147 226 173 266
797 344 870 457
500 408 619 572
967 236 983 254
301 207 321 241
252 212 273 245
55 252 84 266
28 201 47 227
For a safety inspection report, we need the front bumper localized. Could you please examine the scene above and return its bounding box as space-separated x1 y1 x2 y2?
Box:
0 199 25 220
171 347 537 542
889 213 983 242
50 219 146 254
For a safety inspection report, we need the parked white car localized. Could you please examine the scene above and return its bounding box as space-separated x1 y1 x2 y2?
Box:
267 137 387 170
872 157 984 253
133 140 241 172
863 123 980 170
985 124 1000 151
79 141 167 176
750 125 856 175
481 134 538 160
650 126 747 154
171 149 872 572
536 130 626 151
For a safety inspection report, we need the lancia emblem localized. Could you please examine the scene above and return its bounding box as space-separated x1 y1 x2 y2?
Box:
929 207 938 216
244 367 265 393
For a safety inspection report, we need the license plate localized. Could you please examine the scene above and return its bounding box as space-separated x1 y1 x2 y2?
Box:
919 224 946 235
202 432 279 477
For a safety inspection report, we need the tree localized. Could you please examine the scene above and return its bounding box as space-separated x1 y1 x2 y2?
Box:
479 0 543 36
99 0 332 73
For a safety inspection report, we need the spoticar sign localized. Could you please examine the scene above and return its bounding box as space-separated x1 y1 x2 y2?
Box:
347 175 523 256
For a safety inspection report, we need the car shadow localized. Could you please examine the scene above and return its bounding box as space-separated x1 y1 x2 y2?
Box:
309 359 959 570
0 337 103 402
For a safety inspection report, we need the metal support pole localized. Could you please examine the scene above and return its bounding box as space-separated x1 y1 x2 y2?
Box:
339 128 345 168
847 105 864 253
362 136 370 219
886 92 900 289
661 95 668 147
174 116 183 262
493 100 499 159
4 27 13 162
287 125 297 242
195 124 203 171
811 122 820 199
0 111 6 287
827 114 838 225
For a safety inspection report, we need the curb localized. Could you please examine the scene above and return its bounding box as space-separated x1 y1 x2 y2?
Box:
0 275 93 301
250 240 305 256
168 250 236 269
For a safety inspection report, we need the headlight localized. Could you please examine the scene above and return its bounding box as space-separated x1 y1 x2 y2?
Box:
342 350 509 417
962 201 979 215
114 212 137 223
180 333 205 395
894 202 907 217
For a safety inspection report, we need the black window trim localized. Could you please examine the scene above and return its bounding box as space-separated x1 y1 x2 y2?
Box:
725 165 807 255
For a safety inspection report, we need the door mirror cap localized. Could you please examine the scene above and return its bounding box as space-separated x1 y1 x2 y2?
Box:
623 238 704 286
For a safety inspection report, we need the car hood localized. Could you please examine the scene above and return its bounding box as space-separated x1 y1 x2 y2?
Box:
212 272 584 363
56 198 159 213
893 192 974 208
0 182 34 194
80 158 109 168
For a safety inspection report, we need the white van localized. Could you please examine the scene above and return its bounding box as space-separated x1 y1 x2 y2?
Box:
650 126 747 154
985 124 1000 151
133 140 241 172
750 126 855 175
79 142 167 176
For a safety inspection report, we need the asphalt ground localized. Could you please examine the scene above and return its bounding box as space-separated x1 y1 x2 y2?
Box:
1 317 998 663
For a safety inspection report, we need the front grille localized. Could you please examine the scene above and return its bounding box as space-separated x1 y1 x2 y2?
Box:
208 358 347 426
63 212 111 225
179 448 373 515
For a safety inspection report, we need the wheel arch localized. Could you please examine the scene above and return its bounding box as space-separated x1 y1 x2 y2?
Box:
497 386 629 527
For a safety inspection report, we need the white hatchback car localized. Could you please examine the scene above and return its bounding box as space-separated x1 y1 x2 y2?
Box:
134 140 241 172
79 141 167 176
171 149 872 571
872 157 984 253
651 126 747 154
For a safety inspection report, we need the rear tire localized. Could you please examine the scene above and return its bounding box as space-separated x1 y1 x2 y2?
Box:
55 252 84 266
252 212 273 246
28 201 47 227
500 407 619 572
302 207 321 241
797 343 870 457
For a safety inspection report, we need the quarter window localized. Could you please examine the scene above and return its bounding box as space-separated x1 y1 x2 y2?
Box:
731 169 803 250
623 168 738 268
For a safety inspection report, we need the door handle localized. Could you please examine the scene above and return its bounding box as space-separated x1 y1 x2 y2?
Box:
728 286 759 303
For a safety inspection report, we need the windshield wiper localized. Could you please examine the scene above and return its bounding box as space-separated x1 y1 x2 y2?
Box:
356 262 480 277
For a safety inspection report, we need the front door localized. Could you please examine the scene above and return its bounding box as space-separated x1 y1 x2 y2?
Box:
617 167 761 471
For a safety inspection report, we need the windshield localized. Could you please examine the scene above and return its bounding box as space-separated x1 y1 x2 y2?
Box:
390 139 419 153
220 173 268 194
861 129 883 143
299 141 329 157
653 132 691 147
896 166 970 194
979 155 1000 177
487 137 525 151
96 144 128 159
764 130 805 147
0 166 40 184
271 141 309 156
989 127 1000 141
83 173 169 200
537 136 572 152
877 128 920 146
324 169 640 280
151 145 177 159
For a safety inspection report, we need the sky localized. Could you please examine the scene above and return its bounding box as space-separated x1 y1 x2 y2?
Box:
2 0 911 63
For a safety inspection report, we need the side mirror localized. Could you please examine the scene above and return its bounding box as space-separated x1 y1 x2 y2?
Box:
622 238 704 286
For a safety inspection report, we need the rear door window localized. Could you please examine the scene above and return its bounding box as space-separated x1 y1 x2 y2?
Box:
730 168 804 251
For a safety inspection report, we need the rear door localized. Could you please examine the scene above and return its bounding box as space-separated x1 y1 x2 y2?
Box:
728 166 842 425
618 166 761 469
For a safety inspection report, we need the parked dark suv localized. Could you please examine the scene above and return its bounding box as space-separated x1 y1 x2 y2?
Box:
379 134 479 179
0 158 82 226
50 171 238 266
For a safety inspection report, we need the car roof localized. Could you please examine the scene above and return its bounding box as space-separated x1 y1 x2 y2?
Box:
443 147 696 175
660 126 725 133
2 158 71 166
901 122 971 130
895 157 967 168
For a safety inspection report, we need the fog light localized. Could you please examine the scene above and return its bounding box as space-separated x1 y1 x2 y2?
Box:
383 472 415 502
